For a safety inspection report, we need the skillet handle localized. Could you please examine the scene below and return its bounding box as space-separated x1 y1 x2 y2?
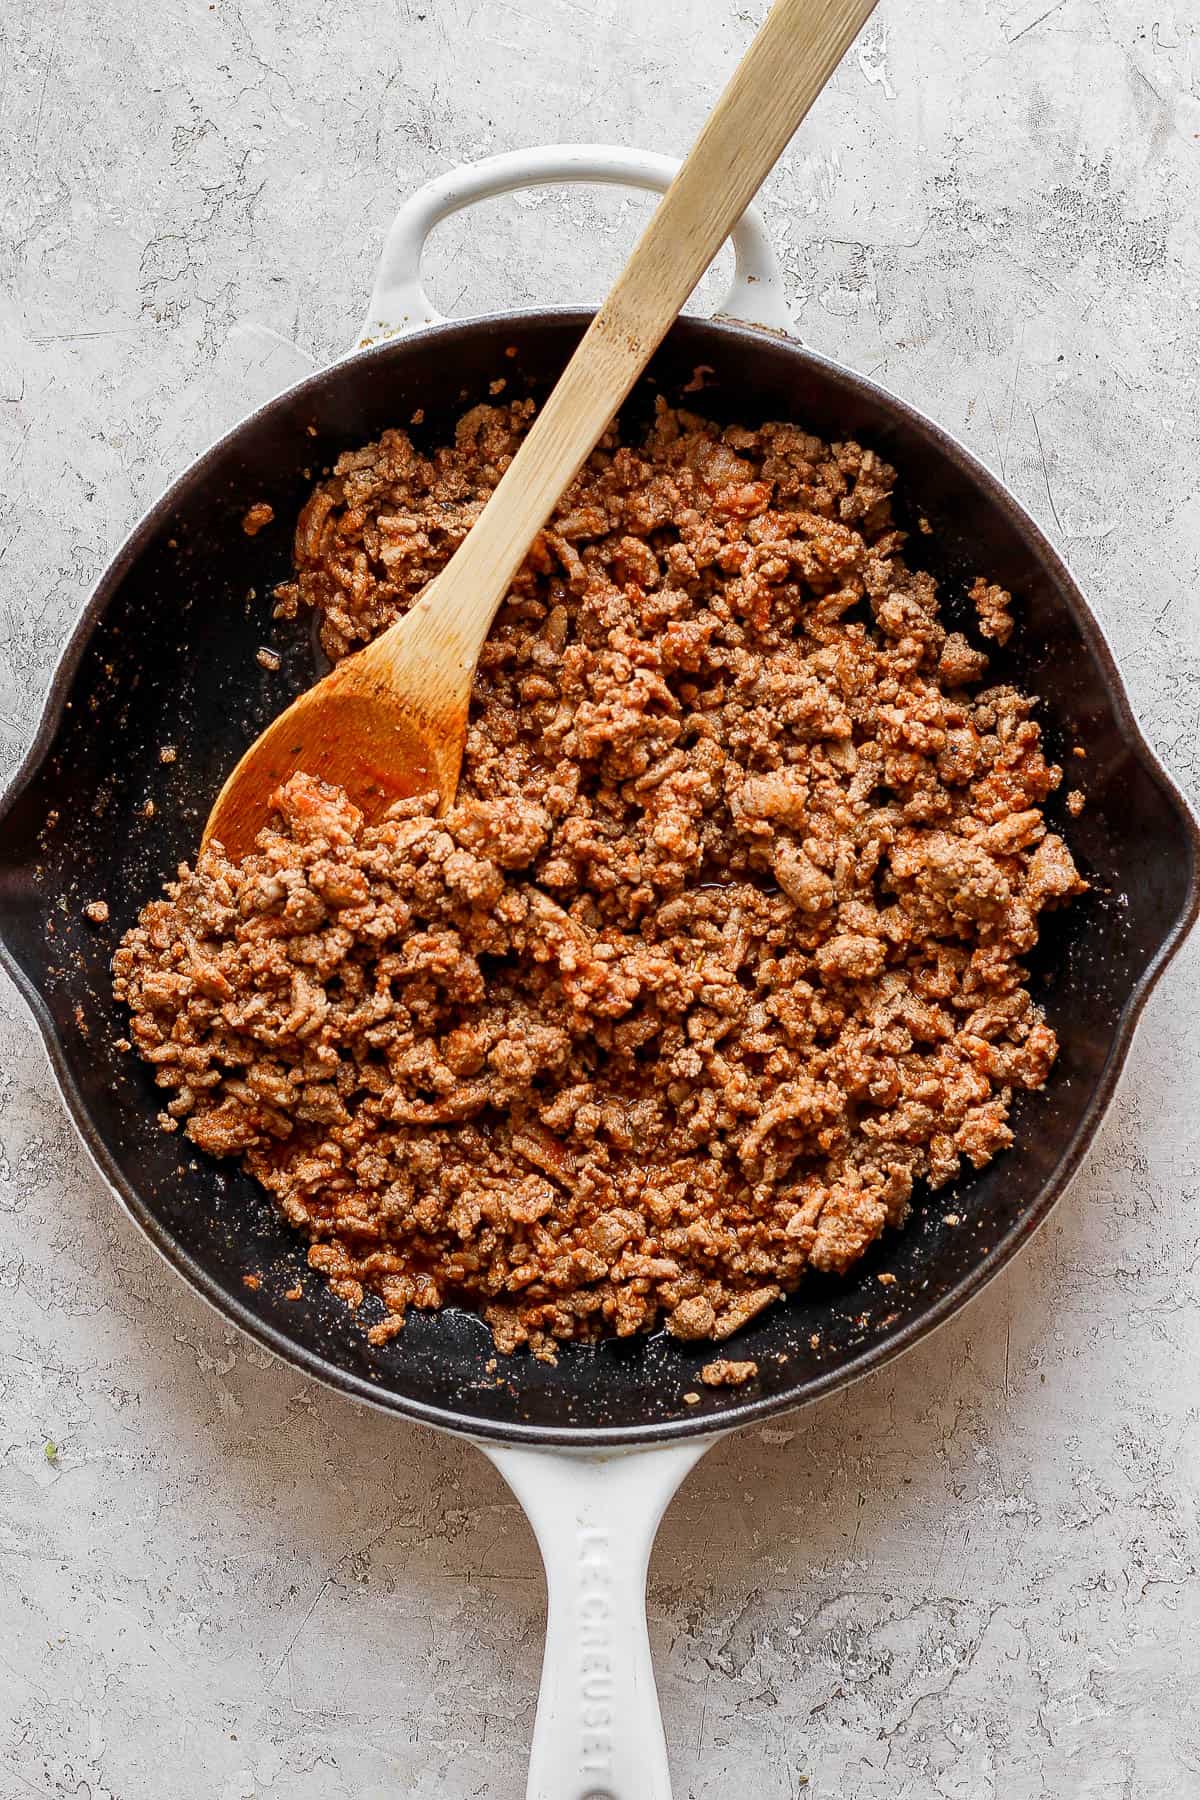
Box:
480 1438 713 1800
357 143 794 346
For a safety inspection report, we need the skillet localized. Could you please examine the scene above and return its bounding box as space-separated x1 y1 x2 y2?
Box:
0 146 1196 1799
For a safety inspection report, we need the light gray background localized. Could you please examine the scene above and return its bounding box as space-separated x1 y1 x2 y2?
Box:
2 1 1199 1795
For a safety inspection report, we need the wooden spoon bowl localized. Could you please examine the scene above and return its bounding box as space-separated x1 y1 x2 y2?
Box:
204 606 464 859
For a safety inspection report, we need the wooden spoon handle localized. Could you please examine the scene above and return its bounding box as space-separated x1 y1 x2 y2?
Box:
408 0 878 685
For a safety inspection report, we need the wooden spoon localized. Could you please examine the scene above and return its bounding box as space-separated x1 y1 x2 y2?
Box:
204 0 878 860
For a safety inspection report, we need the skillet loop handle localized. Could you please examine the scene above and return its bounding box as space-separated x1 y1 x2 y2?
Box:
481 1439 712 1800
357 144 794 347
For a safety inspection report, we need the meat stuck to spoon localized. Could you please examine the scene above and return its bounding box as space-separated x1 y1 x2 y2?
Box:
203 0 880 861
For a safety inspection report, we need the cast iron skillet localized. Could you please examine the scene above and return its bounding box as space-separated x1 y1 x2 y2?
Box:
0 144 1196 1796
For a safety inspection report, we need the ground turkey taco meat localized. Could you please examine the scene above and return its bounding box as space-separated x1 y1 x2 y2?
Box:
113 399 1085 1358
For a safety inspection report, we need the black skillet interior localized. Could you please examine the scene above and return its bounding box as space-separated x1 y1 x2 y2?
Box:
0 314 1195 1445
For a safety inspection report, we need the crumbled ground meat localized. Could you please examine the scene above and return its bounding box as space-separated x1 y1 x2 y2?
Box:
242 502 274 536
114 400 1085 1356
700 1358 759 1387
970 576 1014 646
84 900 109 924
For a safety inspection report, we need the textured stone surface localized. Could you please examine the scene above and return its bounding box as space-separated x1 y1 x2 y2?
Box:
2 1 1199 1795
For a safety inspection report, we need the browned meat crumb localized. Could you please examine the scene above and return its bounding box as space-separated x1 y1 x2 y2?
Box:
700 1358 758 1387
84 900 109 924
878 1271 896 1286
1067 789 1084 816
970 576 1015 645
284 1283 303 1301
683 1391 701 1405
159 745 178 764
366 1314 406 1346
243 1273 261 1291
115 400 1084 1357
115 1037 132 1053
256 646 282 671
242 502 275 536
142 799 155 819
1073 745 1086 759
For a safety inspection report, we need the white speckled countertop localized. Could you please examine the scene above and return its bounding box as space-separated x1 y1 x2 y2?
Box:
2 2 1199 1794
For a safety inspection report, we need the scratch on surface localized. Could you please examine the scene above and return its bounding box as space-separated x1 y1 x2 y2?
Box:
695 1671 713 1761
1030 406 1064 534
1000 254 1062 294
1001 324 1027 480
0 1761 55 1798
1005 0 1067 44
928 1522 953 1585
1151 590 1177 633
1128 59 1163 103
984 397 1006 479
263 1571 336 1693
28 328 147 345
31 0 70 155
